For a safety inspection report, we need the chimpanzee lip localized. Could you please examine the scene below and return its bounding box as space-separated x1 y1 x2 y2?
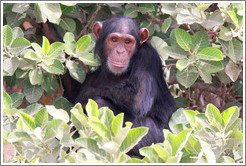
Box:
110 60 127 68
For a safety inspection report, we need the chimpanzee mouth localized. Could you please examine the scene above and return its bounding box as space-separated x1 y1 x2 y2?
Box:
109 60 128 68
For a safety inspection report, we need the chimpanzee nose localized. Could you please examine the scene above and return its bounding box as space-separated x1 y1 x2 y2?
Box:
117 48 126 55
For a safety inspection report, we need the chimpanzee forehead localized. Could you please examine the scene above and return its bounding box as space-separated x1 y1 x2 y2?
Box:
102 16 140 38
115 19 132 34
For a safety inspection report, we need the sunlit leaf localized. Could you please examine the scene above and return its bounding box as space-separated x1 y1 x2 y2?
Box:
176 66 198 88
175 28 192 51
3 25 13 48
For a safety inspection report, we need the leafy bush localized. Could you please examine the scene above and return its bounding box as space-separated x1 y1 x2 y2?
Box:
3 91 243 163
3 3 243 110
2 2 244 164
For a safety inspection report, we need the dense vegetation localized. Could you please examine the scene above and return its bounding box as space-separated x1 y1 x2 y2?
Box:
2 3 244 163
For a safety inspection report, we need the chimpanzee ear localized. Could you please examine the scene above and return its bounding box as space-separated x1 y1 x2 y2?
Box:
140 28 149 45
93 22 103 40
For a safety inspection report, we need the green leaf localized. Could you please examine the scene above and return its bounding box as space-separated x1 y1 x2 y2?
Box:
169 29 179 47
204 10 223 29
227 39 242 64
221 106 239 129
41 36 50 55
185 135 201 155
63 32 76 54
151 36 168 61
196 47 223 61
34 3 62 24
175 28 192 51
85 99 99 117
88 118 111 141
225 60 241 82
197 4 211 11
41 59 64 75
10 92 24 108
61 4 74 15
223 156 235 163
31 42 42 56
172 129 192 156
169 108 189 133
111 113 124 136
54 97 73 112
176 66 198 88
46 105 70 123
44 128 56 140
23 84 42 103
227 11 238 27
219 26 232 41
59 18 76 32
3 57 19 76
3 25 13 47
138 3 155 14
198 139 216 163
205 104 222 127
7 130 32 142
174 97 189 108
124 8 138 18
42 74 59 97
66 60 86 84
10 37 31 54
99 107 115 130
194 113 211 129
3 91 12 109
197 67 212 84
197 60 224 73
12 27 24 39
183 110 199 129
127 158 145 163
161 3 176 16
20 103 43 116
163 46 188 59
12 3 29 13
71 108 88 130
78 53 101 67
140 146 164 163
101 141 119 154
153 144 170 162
34 107 48 128
47 42 64 58
114 122 132 145
19 112 36 131
119 127 148 153
76 35 91 52
191 30 210 52
176 8 203 25
161 17 172 33
29 68 43 85
176 59 189 71
75 138 109 158
24 51 39 61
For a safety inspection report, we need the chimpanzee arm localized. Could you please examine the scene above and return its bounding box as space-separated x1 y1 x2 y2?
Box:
76 71 156 117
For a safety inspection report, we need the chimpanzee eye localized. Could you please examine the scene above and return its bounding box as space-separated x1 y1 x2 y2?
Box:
111 37 118 42
125 39 131 44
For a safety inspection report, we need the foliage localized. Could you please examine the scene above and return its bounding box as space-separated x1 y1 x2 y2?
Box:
3 92 243 163
2 2 244 164
3 2 243 111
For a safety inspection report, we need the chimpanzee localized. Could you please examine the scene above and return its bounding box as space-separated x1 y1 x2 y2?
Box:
42 16 176 157
74 16 177 156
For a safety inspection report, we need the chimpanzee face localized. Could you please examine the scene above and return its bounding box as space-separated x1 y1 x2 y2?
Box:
105 32 136 75
93 19 149 75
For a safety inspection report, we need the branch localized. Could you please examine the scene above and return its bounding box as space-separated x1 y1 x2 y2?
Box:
76 4 102 41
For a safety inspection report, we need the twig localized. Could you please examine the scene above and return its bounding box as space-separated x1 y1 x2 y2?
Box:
76 4 102 41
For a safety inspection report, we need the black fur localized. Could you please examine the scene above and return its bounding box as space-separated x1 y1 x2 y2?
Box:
75 16 177 156
42 16 176 157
